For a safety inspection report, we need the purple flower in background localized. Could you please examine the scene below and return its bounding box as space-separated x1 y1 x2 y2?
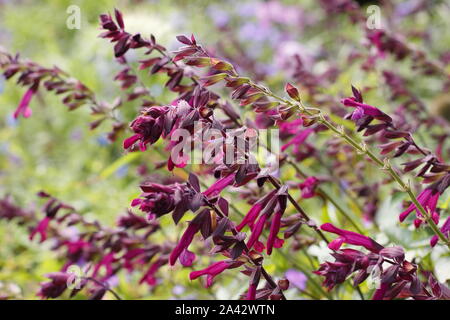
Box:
275 41 313 76
281 129 313 152
14 83 38 119
139 260 163 286
238 22 272 43
299 176 319 199
29 216 51 243
285 269 307 291
256 0 304 28
207 5 229 28
92 252 116 279
367 30 386 59
30 194 73 243
279 118 303 135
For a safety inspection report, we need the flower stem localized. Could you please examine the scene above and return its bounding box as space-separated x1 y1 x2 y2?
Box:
251 82 450 249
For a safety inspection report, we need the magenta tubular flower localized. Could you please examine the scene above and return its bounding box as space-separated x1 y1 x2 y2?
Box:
321 223 384 253
247 214 268 250
139 260 162 286
281 128 313 152
367 30 386 58
430 216 450 247
279 118 303 135
266 210 282 255
299 176 319 199
341 98 392 122
65 240 90 255
399 188 440 223
167 148 190 171
29 217 51 243
203 173 236 197
236 203 264 232
372 283 390 301
247 268 262 301
123 133 142 149
169 221 201 266
92 252 116 279
14 84 38 119
123 248 146 271
246 283 257 300
189 260 243 288
236 190 276 231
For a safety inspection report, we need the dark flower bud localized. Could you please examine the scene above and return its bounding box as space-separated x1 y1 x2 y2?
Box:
285 83 300 101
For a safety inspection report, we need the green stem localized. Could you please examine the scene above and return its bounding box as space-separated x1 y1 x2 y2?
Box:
251 82 450 249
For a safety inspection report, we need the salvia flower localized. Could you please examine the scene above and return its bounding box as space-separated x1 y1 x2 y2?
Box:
247 213 269 250
399 187 440 227
246 267 261 300
246 189 287 255
189 260 244 288
131 182 194 223
124 106 168 151
169 213 205 266
92 252 116 280
341 97 392 123
430 216 450 247
30 194 73 243
299 176 320 199
14 83 39 119
316 225 427 299
139 259 164 286
203 173 236 198
321 223 384 253
266 209 283 255
29 216 51 243
314 248 373 290
236 190 276 231
37 272 71 299
281 128 313 152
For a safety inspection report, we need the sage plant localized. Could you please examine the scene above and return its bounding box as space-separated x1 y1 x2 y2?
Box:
1 3 449 300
